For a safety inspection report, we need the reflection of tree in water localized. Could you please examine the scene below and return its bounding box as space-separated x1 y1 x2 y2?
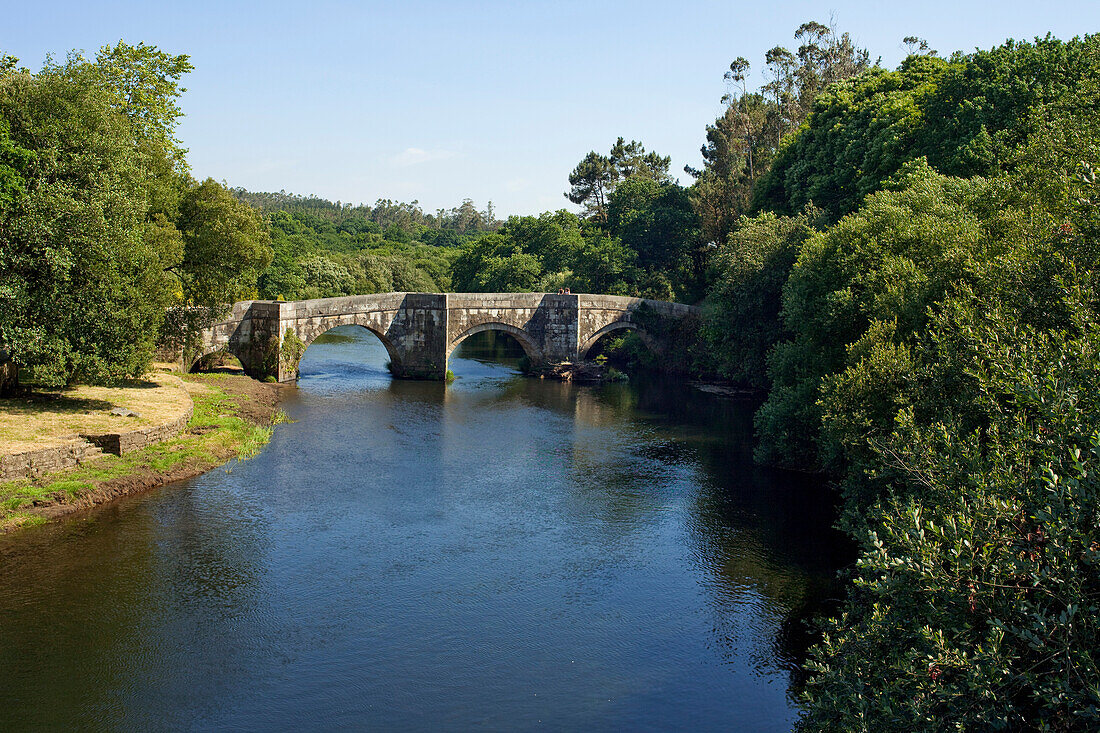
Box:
333 329 849 695
0 482 270 729
0 514 159 728
616 376 851 689
687 466 852 680
484 368 852 692
518 369 849 691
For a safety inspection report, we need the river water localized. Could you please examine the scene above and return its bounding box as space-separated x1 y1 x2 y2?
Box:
0 326 848 731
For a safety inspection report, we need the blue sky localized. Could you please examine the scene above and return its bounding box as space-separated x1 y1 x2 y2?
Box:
4 1 1100 216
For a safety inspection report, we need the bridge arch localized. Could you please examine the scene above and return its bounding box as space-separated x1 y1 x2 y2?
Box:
188 347 244 374
578 322 661 361
298 321 404 372
446 322 545 364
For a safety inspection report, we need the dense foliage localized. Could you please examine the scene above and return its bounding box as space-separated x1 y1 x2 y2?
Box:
0 44 270 386
223 189 507 301
449 178 703 301
253 207 460 300
695 30 1100 729
755 36 1100 222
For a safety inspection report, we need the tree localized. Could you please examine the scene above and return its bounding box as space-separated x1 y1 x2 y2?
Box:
606 177 700 297
755 161 995 471
172 178 272 307
609 137 671 182
689 19 872 246
566 151 614 221
569 231 639 295
754 35 1100 221
801 292 1100 730
298 255 352 298
566 138 672 221
450 212 585 292
763 46 798 146
901 35 936 57
94 41 193 220
697 210 815 388
0 46 188 386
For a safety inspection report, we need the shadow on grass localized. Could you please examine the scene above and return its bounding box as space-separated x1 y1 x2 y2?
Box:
0 393 115 416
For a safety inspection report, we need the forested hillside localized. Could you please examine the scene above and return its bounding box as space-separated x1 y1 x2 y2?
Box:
229 191 499 300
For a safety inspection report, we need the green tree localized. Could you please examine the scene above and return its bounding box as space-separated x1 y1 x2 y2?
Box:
609 137 671 182
0 47 187 385
565 151 614 221
801 292 1100 730
94 41 193 219
754 35 1100 221
566 138 671 222
606 177 701 298
697 210 815 388
689 19 872 247
299 255 353 298
450 212 587 292
172 178 272 307
0 117 30 210
569 231 638 295
755 161 994 470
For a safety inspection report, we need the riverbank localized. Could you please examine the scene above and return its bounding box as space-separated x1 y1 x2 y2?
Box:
0 373 284 533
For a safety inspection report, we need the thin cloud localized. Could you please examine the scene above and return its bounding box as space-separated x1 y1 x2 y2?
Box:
389 147 457 167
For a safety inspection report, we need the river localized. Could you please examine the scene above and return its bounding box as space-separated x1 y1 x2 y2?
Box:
0 325 849 731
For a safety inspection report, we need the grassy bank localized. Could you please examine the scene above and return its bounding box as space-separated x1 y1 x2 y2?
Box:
0 373 284 533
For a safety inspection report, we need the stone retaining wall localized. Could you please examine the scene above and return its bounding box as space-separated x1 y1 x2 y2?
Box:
82 403 194 456
0 441 105 481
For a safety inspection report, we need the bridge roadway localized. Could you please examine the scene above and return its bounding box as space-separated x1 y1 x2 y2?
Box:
192 292 699 382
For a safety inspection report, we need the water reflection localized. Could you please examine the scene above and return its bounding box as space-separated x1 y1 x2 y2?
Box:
0 325 848 730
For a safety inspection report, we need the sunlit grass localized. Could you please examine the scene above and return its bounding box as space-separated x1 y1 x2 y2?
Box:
0 371 192 454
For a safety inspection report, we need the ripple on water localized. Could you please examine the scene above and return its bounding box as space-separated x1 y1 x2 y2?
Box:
0 325 848 731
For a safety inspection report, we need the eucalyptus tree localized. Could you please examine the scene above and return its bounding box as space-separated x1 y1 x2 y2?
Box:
688 19 872 247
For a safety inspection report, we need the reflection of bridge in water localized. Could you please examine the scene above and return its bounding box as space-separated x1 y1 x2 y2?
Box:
193 292 699 381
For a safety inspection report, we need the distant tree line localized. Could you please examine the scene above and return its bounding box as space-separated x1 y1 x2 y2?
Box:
233 188 499 239
226 187 505 302
252 206 462 300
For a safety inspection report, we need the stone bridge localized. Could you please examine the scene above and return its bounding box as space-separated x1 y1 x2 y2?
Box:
190 292 699 382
